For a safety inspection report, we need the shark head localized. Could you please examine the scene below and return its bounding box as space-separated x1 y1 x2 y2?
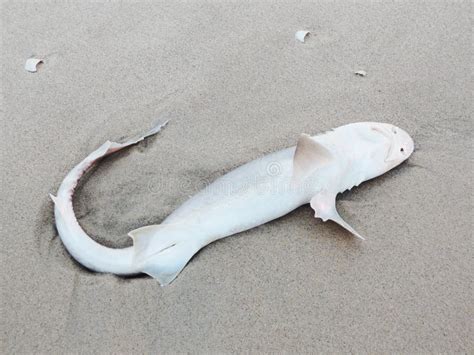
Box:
354 122 414 179
301 122 414 241
371 122 414 163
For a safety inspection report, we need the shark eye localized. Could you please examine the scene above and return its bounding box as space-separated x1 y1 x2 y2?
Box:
400 147 405 153
392 127 397 134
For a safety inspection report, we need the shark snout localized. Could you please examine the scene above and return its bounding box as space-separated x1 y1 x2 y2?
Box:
396 126 415 158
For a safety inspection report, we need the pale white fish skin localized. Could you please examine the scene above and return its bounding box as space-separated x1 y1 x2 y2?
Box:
50 122 168 275
51 121 414 285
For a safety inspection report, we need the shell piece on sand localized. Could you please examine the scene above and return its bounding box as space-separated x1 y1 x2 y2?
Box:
295 30 310 43
354 70 367 77
25 57 43 72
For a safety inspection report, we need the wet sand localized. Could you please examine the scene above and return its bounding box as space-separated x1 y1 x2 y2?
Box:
1 1 472 353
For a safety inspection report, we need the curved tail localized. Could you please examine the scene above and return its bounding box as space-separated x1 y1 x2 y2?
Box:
50 121 168 275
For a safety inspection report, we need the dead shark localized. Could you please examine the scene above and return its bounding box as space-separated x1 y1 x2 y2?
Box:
51 121 414 285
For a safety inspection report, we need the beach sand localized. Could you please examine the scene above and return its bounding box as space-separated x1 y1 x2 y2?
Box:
1 1 472 352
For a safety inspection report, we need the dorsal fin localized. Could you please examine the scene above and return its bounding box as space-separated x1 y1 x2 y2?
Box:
292 134 333 183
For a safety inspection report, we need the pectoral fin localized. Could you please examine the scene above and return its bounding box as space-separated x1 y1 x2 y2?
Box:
310 191 365 240
292 134 333 183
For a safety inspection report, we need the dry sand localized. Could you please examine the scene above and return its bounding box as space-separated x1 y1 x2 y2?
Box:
1 1 472 353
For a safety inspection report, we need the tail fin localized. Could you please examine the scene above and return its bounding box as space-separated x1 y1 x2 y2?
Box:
51 121 169 275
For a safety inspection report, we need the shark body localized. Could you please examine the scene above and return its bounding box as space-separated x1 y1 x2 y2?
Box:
51 121 414 285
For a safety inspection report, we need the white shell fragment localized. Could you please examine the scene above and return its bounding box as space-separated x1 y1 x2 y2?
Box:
25 58 43 73
354 70 367 77
295 30 310 43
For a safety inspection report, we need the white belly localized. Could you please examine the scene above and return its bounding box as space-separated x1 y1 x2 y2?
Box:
163 147 309 243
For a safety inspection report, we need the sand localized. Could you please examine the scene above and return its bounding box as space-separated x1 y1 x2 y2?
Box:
1 1 472 353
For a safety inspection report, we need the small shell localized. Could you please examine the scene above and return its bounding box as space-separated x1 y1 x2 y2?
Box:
25 58 43 73
295 30 310 43
354 70 367 77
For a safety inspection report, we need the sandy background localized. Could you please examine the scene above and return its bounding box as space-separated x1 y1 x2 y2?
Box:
1 1 472 353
